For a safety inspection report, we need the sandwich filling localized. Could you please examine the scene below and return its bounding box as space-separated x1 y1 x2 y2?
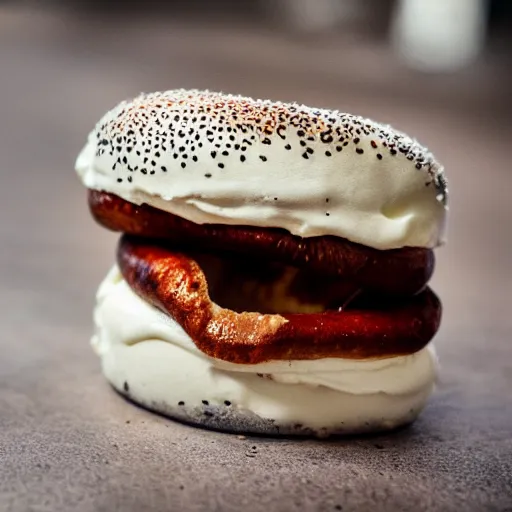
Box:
116 233 441 364
93 265 437 397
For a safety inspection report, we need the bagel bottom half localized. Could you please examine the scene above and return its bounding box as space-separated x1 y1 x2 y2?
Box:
92 266 438 437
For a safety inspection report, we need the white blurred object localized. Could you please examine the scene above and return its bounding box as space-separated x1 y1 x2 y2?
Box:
392 0 487 72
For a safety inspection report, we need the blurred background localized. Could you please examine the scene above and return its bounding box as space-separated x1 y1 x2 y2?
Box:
1 1 512 509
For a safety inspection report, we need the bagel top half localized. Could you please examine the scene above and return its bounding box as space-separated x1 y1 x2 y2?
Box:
76 89 448 251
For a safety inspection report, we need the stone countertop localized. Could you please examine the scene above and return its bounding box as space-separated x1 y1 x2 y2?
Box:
1 6 511 512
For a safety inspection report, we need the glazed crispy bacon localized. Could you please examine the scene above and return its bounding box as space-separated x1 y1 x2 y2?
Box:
118 235 441 364
90 190 434 298
89 190 441 364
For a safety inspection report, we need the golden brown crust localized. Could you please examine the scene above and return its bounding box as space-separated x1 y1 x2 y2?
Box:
117 235 442 364
90 190 435 297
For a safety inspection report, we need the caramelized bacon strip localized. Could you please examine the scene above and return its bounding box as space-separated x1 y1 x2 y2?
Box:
118 235 441 364
90 190 434 297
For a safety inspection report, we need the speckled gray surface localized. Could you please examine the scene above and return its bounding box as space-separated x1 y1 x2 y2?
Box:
1 6 511 512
